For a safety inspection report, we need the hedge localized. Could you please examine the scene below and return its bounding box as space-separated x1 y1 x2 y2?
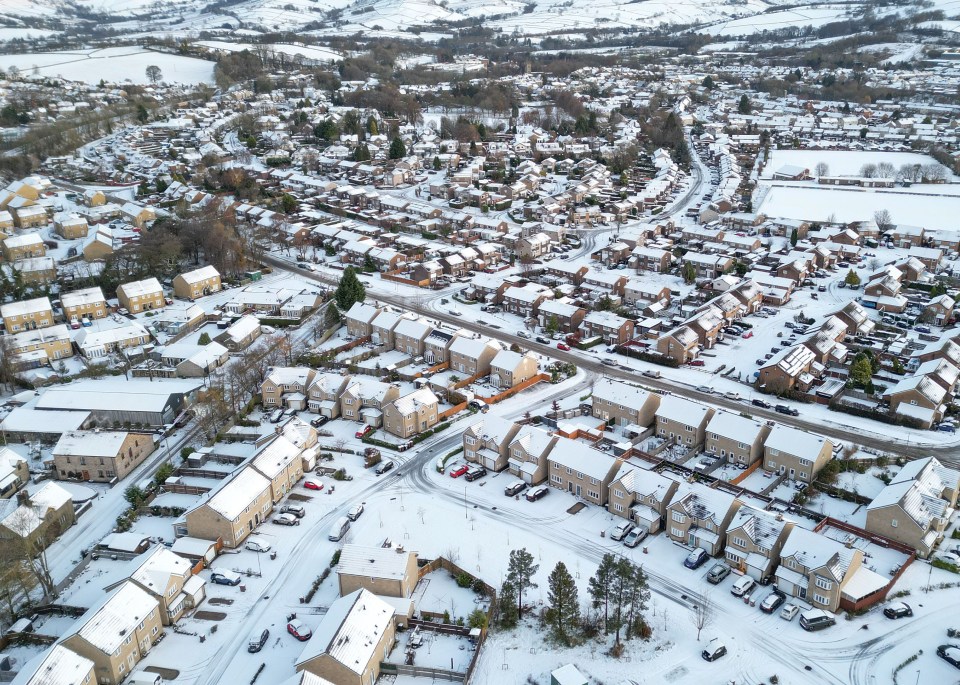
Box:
615 345 681 368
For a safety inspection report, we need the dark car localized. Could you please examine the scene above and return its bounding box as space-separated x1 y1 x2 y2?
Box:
883 602 913 619
247 628 269 653
751 398 771 409
375 460 395 475
760 589 786 613
535 336 550 344
525 486 549 501
684 548 709 569
210 571 242 586
775 404 799 416
464 466 487 482
310 416 329 427
939 644 960 669
701 639 727 662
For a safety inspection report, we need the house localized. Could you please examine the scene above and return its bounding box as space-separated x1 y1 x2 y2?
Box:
665 483 741 555
261 367 317 410
54 214 89 239
756 345 816 394
370 309 407 349
172 265 222 300
10 644 95 685
656 325 700 364
537 300 586 333
763 425 833 483
0 447 29 499
53 430 155 483
340 378 401 425
449 336 502 377
250 435 305 502
2 233 46 261
547 437 621 506
704 411 771 467
105 546 205 625
507 425 557 484
583 311 635 345
591 378 660 431
337 544 419 598
343 302 382 338
0 482 75 549
7 323 73 367
489 350 538 389
119 202 156 228
215 314 262 351
607 464 678 533
865 457 960 558
1 296 54 333
308 373 351 417
392 317 434 356
73 320 151 358
60 582 164 685
775 527 863 613
502 284 553 318
463 416 521 471
295 589 395 685
631 245 672 273
382 388 440 438
724 506 794 582
423 328 460 366
883 375 946 428
655 395 714 448
12 206 47 230
9 256 56 285
184 466 273 547
158 340 230 378
924 295 955 326
834 301 876 337
117 278 165 313
61 286 107 324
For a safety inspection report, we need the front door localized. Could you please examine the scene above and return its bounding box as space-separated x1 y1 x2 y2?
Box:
575 484 581 497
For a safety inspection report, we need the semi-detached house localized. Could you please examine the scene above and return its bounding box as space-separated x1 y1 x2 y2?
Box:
463 415 521 472
607 464 679 534
724 505 794 582
547 436 621 506
183 466 273 548
775 526 863 613
665 483 741 556
704 411 771 467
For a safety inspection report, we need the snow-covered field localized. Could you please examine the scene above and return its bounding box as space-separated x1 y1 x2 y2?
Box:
195 40 341 63
762 149 959 181
0 47 215 84
700 5 855 36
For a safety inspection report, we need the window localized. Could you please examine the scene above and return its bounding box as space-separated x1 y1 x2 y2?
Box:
466 437 476 445
551 474 562 484
672 511 685 523
767 460 776 468
566 467 572 475
891 518 898 528
738 442 746 449
670 527 684 538
614 489 625 499
815 576 832 591
588 490 600 500
614 504 624 512
732 536 747 548
685 425 693 432
814 593 829 606
769 448 779 457
788 559 796 569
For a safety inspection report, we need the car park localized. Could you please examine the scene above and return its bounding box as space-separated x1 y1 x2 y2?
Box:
610 521 634 542
525 486 549 501
623 525 648 548
280 504 305 518
303 478 324 491
706 563 730 584
760 590 786 613
273 513 300 526
210 570 242 586
244 537 271 553
701 638 727 662
449 464 469 478
287 620 312 641
504 481 527 496
247 628 269 653
684 548 709 569
883 602 913 619
375 460 395 475
347 503 364 521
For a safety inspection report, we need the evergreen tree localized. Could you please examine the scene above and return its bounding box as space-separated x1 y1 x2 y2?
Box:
702 75 715 89
324 302 342 329
545 315 559 335
738 94 751 114
505 548 539 617
433 156 442 171
844 269 861 287
198 332 211 345
682 261 697 285
790 227 798 246
367 116 379 136
546 561 580 645
352 143 371 162
334 266 366 311
389 136 406 159
588 553 617 631
499 581 519 627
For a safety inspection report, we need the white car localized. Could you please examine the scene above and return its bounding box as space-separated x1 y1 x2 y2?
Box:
516 330 530 339
780 603 800 621
244 537 272 553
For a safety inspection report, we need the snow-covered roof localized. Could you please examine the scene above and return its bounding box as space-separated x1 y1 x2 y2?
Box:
11 644 94 685
53 430 137 457
592 378 653 413
74 581 158 654
780 527 854 580
391 388 438 417
60 286 105 309
0 296 51 319
36 378 202 414
548 436 618 481
193 466 270 520
764 424 829 459
706 410 765 443
337 544 414 581
117 277 162 298
178 264 220 284
251 436 302 479
266 366 314 387
670 482 737 525
296 589 393 674
125 546 192 595
656 394 711 425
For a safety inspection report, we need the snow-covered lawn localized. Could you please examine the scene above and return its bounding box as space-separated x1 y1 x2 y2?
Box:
0 47 215 84
762 149 959 181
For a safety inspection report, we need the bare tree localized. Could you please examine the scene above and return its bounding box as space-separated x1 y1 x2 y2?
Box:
873 209 893 233
876 161 895 178
145 65 162 84
859 163 878 178
691 594 712 641
814 161 829 177
3 505 58 600
923 163 948 182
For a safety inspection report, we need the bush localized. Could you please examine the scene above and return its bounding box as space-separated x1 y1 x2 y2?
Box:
332 468 348 481
456 572 473 588
468 608 488 629
933 559 959 574
330 550 341 567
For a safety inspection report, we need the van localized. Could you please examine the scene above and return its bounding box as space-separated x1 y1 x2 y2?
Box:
328 516 350 542
799 608 836 631
247 628 270 653
731 575 755 597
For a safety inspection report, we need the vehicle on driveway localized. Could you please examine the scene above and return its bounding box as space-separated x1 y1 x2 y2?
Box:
464 465 487 482
280 504 305 518
623 525 648 548
247 628 269 653
211 570 242 586
303 478 324 491
883 602 913 619
244 537 271 553
504 481 527 496
701 638 727 662
375 460 395 475
731 575 755 597
760 589 786 613
347 503 364 521
449 464 470 478
706 563 730 584
610 521 634 542
273 513 300 526
780 603 800 621
355 424 374 439
287 620 312 641
310 416 329 427
684 548 709 569
525 486 549 501
938 644 960 669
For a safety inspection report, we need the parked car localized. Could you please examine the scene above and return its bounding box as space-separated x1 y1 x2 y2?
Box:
706 563 730 584
684 548 709 569
799 608 836 631
688 360 705 367
938 644 960 669
731 575 755 597
328 516 350 542
504 481 527 496
464 465 487 482
245 537 271 553
525 486 549 501
610 521 634 542
623 525 648 548
751 398 771 409
535 336 550 344
517 330 530 339
696 385 713 394
287 620 312 641
760 590 786 613
247 628 269 653
780 603 800 621
449 464 470 478
210 570 242 586
701 638 727 662
883 602 913 619
557 342 571 351
273 513 300 526
347 503 364 521
775 404 799 416
724 391 741 401
303 478 324 491
310 416 329 427
375 460 395 475
355 424 374 439
280 504 305 518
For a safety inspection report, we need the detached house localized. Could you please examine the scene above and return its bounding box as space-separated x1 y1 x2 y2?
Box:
117 277 165 314
763 425 834 483
724 506 794 582
704 411 771 467
775 527 863 613
607 464 679 534
61 286 107 324
884 375 946 428
547 437 621 506
383 388 440 438
665 483 741 556
340 378 401 425
1 296 53 334
866 457 960 558
53 430 155 483
463 416 521 472
489 350 538 389
172 265 221 300
261 367 317 410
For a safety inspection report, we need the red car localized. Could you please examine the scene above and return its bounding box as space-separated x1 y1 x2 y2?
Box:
557 343 571 351
355 425 374 439
449 464 469 478
688 360 705 367
287 620 312 641
303 478 324 491
742 331 753 339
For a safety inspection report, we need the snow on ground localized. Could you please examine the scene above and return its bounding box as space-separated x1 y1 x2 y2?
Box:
700 5 856 36
762 149 960 181
195 40 341 63
0 47 215 84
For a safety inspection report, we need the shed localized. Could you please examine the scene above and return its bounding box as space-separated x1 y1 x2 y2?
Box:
551 664 588 685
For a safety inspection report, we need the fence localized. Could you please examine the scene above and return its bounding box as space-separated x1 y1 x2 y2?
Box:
439 402 467 420
381 270 431 288
730 459 761 485
475 373 549 405
380 664 465 682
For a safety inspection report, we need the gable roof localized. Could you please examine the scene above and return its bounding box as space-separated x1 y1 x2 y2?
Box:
297 589 393 674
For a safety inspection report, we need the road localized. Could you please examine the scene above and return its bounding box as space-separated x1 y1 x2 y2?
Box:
262 254 954 463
